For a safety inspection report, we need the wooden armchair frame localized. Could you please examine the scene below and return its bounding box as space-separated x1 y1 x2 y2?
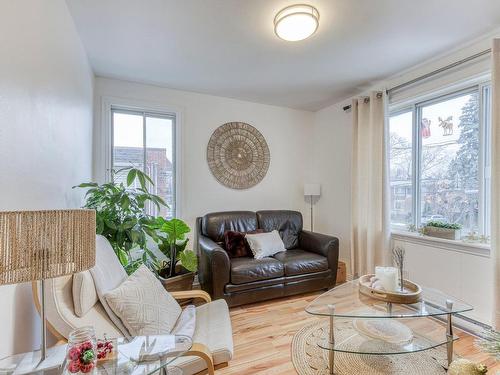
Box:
32 284 221 375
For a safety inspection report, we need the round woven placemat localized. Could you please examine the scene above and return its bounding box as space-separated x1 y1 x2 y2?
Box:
291 321 448 375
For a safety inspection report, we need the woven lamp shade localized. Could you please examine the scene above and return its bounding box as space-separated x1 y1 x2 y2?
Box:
0 209 96 285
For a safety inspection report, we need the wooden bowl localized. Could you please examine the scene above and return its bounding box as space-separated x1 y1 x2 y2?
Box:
359 274 422 304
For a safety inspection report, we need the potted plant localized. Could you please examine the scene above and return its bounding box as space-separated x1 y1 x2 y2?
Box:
147 217 198 291
423 220 462 240
74 167 166 274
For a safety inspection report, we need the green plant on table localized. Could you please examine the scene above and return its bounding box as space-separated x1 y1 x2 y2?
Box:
74 167 166 274
147 217 197 278
425 220 462 230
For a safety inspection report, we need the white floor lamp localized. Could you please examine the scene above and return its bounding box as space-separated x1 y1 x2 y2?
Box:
304 184 321 231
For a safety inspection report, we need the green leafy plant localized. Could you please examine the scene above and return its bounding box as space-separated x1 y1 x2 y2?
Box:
147 217 197 278
74 167 166 274
425 220 462 230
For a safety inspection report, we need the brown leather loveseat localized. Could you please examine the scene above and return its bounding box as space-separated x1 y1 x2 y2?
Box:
197 210 339 307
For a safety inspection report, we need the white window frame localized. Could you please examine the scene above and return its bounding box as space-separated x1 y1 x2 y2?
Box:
97 96 183 218
388 80 491 238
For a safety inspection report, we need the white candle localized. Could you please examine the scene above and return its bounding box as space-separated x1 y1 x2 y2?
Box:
375 266 398 292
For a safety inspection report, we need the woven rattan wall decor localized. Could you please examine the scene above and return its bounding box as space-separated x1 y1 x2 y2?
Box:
207 122 270 189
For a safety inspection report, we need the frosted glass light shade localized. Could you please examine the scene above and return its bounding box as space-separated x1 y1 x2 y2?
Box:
274 4 319 42
304 184 321 196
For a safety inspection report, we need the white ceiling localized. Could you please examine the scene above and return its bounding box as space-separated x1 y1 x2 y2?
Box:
66 0 500 111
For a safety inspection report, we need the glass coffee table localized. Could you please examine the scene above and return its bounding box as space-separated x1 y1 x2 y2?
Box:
0 335 192 375
306 280 473 375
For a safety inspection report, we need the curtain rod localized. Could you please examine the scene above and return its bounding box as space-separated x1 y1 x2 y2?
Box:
342 48 491 112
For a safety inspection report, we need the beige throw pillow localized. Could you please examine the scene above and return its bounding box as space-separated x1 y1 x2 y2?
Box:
105 265 182 336
73 270 98 317
245 230 286 259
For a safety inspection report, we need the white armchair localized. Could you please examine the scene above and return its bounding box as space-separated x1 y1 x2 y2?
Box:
32 236 233 375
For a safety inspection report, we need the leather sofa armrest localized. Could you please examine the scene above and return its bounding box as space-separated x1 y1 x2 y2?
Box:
198 235 230 299
299 230 339 280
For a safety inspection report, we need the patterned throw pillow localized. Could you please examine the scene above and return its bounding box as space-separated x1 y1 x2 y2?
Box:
105 265 181 336
224 229 263 257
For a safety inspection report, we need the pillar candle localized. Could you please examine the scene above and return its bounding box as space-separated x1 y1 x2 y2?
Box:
375 266 399 292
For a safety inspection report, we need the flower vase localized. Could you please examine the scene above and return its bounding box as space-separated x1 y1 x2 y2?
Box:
65 327 97 374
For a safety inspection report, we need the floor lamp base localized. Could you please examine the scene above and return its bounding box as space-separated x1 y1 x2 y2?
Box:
0 346 66 374
0 280 66 374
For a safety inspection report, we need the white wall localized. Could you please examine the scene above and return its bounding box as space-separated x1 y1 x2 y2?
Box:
392 237 493 323
309 102 352 269
0 0 94 357
94 77 314 239
311 31 498 325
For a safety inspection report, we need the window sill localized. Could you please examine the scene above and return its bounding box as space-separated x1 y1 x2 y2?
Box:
391 230 491 258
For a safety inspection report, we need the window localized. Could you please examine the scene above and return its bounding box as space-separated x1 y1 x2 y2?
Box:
111 108 176 218
389 84 491 236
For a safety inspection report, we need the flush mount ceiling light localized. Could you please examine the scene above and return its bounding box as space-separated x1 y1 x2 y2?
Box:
274 4 319 42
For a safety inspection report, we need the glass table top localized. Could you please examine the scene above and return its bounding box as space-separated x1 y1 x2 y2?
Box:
306 279 473 318
0 335 192 375
316 318 458 355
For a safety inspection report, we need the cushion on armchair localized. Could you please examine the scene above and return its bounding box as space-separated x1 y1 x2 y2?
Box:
105 265 182 336
171 305 196 338
90 235 130 337
72 270 98 317
170 299 233 374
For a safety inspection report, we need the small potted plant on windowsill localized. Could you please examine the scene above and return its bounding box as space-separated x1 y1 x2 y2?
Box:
147 217 197 292
423 220 462 240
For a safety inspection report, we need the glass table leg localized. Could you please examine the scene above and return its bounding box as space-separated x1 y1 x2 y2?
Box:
446 300 454 366
328 304 335 375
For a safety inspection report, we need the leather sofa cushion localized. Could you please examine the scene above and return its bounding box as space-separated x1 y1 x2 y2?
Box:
256 210 303 249
273 249 328 276
202 211 257 243
230 257 284 285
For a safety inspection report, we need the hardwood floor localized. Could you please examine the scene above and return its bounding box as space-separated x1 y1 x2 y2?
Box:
217 292 499 375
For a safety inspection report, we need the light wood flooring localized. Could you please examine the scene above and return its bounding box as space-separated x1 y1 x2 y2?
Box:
217 291 499 375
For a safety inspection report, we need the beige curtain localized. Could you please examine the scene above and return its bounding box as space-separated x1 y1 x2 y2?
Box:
491 39 500 330
350 92 391 278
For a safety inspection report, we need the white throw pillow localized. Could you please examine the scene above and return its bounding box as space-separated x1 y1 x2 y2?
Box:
171 305 196 339
90 235 130 337
73 270 98 317
105 265 182 336
245 230 286 259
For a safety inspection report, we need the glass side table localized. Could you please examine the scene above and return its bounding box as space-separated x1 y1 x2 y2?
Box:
306 279 473 375
0 334 192 375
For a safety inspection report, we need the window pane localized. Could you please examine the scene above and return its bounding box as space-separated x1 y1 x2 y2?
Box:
145 115 174 219
420 92 479 233
112 112 144 187
389 111 413 228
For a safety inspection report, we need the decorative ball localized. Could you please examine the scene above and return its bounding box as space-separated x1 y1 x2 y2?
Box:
448 359 488 375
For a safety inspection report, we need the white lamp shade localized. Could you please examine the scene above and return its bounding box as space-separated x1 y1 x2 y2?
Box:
304 184 321 196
